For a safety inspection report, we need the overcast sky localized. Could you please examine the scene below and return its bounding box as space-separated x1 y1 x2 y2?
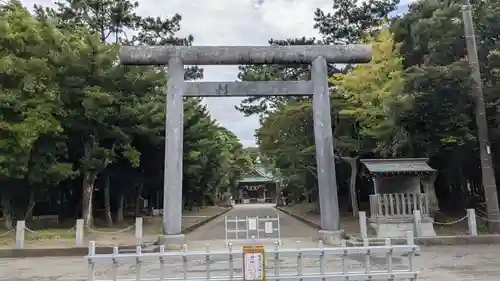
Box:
21 0 413 147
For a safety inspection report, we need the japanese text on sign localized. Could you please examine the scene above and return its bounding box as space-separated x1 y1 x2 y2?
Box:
264 221 273 234
243 245 266 281
248 218 257 230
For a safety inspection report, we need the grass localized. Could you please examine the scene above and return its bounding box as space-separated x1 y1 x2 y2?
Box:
0 227 77 248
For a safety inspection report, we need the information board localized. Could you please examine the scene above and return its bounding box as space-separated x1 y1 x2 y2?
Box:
264 221 273 234
248 217 257 230
242 245 266 281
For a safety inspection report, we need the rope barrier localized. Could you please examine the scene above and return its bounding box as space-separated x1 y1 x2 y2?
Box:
24 227 40 235
433 215 468 225
86 224 135 234
0 229 14 237
24 224 77 234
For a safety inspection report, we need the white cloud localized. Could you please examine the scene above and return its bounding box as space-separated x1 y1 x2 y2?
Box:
134 0 330 147
20 0 414 147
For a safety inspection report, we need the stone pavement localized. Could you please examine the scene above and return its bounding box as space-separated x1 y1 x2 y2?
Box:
1 244 500 280
186 203 319 241
1 204 500 280
416 245 500 280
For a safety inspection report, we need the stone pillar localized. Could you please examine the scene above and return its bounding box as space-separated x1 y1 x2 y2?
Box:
311 56 343 244
373 177 380 194
159 56 185 249
422 174 439 213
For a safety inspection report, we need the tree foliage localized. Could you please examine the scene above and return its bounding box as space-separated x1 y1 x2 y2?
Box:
0 0 251 229
241 0 500 213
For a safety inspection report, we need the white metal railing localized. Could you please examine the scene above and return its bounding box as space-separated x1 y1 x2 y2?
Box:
370 193 430 218
224 215 281 245
86 233 420 281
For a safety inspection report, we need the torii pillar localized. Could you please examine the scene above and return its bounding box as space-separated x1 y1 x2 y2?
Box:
120 45 372 248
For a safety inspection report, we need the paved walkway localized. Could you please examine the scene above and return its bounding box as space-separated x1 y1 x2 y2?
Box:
1 244 500 280
187 203 319 242
416 245 500 280
1 204 500 280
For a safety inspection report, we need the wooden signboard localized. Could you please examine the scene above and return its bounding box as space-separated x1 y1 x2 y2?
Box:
242 245 266 281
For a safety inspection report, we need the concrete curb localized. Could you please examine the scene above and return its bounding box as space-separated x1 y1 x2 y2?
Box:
182 206 233 235
0 206 233 258
275 206 321 229
276 206 500 245
275 206 350 240
348 234 500 246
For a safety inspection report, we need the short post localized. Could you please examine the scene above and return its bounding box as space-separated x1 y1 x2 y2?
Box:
76 219 84 246
359 211 368 239
276 214 281 240
88 241 96 281
224 216 228 242
15 220 25 249
135 217 143 245
413 210 422 237
245 216 250 239
235 216 239 239
467 208 478 236
406 230 414 245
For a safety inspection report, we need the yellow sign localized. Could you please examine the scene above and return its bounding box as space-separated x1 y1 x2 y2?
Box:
242 245 266 281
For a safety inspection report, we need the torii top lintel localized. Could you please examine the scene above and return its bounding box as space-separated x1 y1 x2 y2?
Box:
119 45 372 65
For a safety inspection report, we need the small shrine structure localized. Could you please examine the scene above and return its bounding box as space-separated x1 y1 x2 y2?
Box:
235 165 280 204
361 158 438 238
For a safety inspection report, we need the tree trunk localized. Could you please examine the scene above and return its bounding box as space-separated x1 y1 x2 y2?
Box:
104 174 113 226
24 188 36 221
156 191 160 210
81 172 95 227
116 192 125 223
201 194 206 208
58 189 66 218
134 183 143 217
147 192 153 216
1 194 13 229
76 190 83 218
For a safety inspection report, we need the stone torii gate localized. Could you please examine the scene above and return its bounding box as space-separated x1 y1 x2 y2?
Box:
119 45 372 248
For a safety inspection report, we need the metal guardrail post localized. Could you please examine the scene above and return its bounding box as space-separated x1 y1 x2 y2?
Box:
86 235 420 281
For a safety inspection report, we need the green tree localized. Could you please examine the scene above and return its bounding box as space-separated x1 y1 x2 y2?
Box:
0 0 251 230
32 0 205 226
0 1 76 228
237 0 399 117
331 28 408 156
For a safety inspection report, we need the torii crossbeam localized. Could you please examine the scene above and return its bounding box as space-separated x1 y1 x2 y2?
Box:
119 45 372 248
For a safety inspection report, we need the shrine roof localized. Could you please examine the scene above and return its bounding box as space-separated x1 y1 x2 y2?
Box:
238 165 279 183
360 158 436 174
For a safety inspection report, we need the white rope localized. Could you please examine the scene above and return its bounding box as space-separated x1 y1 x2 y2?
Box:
86 224 135 234
434 215 468 225
0 229 14 237
24 225 77 237
24 227 40 235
